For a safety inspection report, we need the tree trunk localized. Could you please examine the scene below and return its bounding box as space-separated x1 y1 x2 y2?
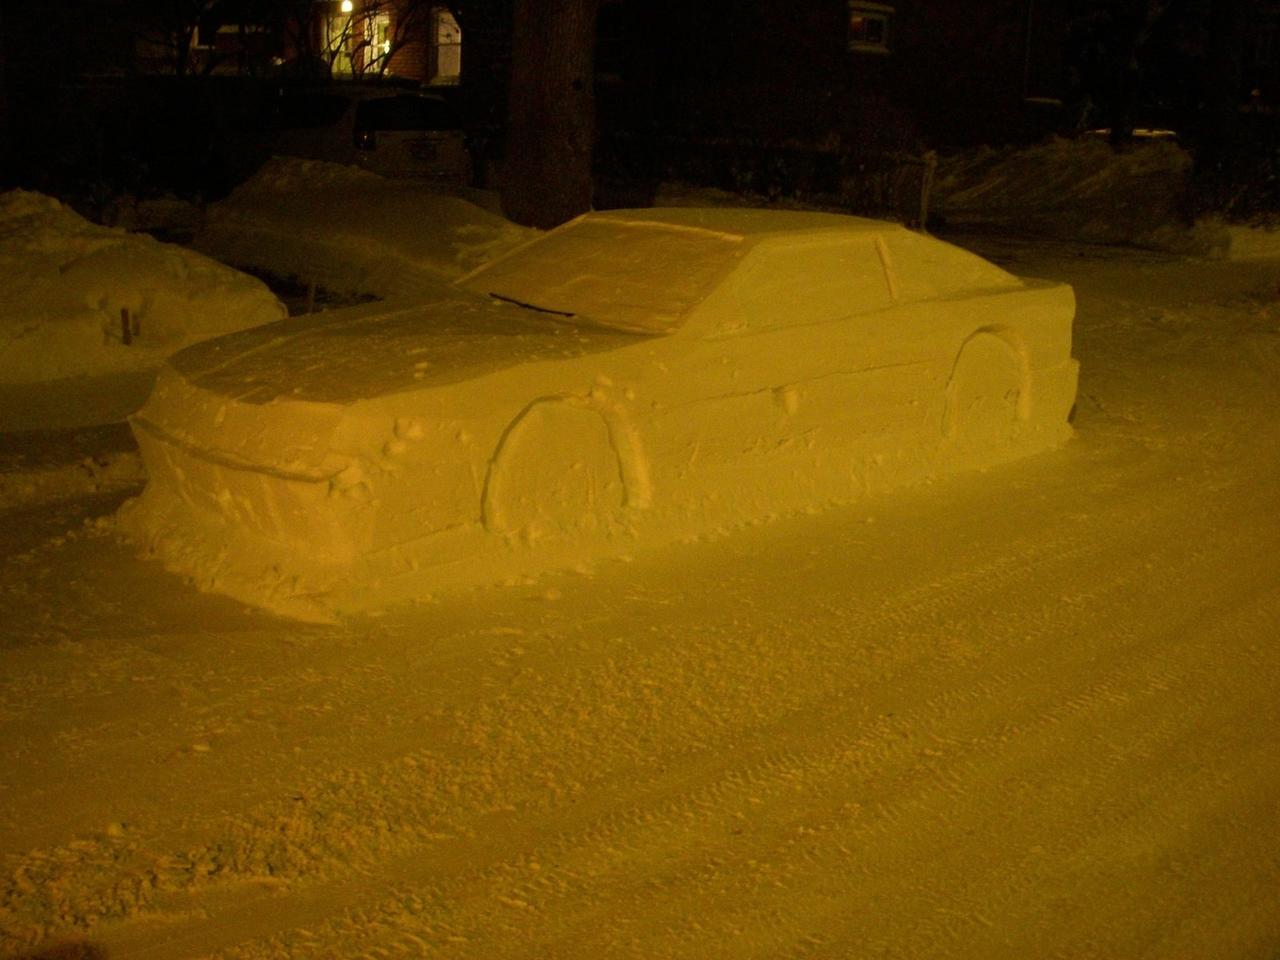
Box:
501 0 600 228
1199 0 1244 166
1105 0 1151 147
0 0 9 187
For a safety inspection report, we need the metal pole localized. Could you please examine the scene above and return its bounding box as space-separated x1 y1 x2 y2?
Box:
1022 0 1036 101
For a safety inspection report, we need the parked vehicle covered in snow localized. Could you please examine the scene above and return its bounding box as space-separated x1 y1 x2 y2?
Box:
273 86 471 184
120 208 1078 619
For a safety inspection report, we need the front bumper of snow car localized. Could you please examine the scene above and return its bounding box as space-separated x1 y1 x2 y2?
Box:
118 366 384 621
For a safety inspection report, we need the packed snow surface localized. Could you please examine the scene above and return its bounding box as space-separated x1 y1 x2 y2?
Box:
1 173 1278 957
193 157 535 298
0 190 285 386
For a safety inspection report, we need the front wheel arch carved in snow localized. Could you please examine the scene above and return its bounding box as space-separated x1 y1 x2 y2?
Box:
482 396 651 542
942 326 1032 448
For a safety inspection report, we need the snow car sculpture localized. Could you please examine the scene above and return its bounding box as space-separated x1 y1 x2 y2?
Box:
119 208 1078 620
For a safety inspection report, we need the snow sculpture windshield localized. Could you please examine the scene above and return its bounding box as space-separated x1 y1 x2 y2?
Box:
462 220 745 333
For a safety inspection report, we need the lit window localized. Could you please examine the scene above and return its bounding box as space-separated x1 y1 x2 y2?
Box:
849 2 892 54
431 7 461 82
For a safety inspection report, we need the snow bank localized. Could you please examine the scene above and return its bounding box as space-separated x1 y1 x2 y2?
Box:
931 136 1228 254
194 157 536 298
1225 224 1280 260
0 190 286 385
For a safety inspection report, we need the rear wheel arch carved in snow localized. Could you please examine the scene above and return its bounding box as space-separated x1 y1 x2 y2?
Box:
942 325 1032 445
481 396 652 541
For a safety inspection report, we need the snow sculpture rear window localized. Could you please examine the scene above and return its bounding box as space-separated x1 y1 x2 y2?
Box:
732 238 892 329
884 232 1020 301
463 220 745 333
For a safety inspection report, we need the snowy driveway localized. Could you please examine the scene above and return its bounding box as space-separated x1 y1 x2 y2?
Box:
1 240 1279 958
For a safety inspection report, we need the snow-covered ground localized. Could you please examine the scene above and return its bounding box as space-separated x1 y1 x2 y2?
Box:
3 152 1280 955
1 220 1279 959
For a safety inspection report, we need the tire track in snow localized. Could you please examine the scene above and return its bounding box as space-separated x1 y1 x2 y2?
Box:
325 478 1279 960
0 455 1259 957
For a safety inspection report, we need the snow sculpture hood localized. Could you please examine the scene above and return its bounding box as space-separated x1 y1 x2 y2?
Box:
165 291 650 406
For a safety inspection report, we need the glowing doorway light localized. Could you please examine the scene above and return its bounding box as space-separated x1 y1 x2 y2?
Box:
340 0 353 12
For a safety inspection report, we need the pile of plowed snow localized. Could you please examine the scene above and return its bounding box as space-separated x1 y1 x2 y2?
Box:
931 136 1229 254
194 157 536 298
0 190 285 385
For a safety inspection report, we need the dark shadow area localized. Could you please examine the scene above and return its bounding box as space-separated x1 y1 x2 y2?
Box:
232 266 380 317
0 422 137 473
6 75 274 211
13 943 107 959
0 373 157 434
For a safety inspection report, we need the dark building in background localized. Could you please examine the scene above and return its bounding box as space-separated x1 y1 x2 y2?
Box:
624 0 1066 146
455 0 1077 194
3 1 1279 203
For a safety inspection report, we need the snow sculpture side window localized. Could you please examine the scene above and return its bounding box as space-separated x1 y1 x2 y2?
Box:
849 2 893 55
732 238 893 330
